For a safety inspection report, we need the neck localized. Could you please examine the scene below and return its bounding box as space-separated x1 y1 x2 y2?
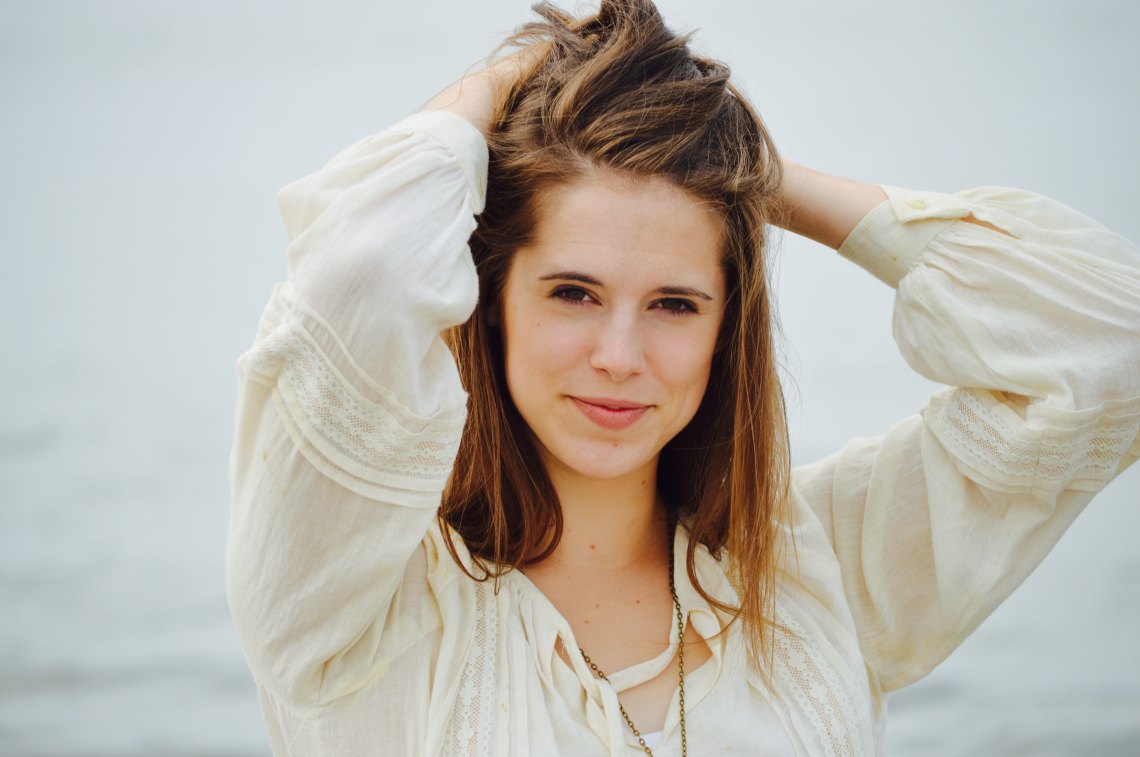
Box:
535 456 670 573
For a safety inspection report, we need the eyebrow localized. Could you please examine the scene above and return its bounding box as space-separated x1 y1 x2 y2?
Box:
538 271 714 301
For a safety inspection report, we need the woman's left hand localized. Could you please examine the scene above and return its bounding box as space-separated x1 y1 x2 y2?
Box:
773 159 887 250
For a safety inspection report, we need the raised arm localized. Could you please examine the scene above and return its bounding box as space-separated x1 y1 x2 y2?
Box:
784 177 1140 692
226 59 517 718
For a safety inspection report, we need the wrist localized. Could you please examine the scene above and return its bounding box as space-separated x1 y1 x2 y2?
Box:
775 159 886 250
419 70 500 137
419 46 548 139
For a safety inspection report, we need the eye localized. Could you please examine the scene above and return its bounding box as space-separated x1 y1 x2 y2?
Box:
551 286 596 306
653 298 698 316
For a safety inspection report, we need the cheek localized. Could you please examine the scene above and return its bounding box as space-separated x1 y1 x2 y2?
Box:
653 325 718 392
673 360 715 418
651 330 719 431
502 307 587 400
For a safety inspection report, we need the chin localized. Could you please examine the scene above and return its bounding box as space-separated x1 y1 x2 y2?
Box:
540 436 658 482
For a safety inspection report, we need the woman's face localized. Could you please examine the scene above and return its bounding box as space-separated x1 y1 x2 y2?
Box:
499 170 726 484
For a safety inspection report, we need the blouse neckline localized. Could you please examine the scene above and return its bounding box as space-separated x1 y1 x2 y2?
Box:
503 519 733 742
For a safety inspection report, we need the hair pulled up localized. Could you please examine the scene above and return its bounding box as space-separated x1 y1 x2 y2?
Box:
439 0 790 669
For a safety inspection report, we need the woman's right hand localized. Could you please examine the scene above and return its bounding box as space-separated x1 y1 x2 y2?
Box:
419 47 546 137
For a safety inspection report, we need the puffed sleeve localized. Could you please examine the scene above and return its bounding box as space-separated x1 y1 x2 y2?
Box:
226 110 486 712
792 185 1140 693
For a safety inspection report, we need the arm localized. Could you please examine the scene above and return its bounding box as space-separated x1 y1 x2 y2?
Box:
775 158 1009 248
419 46 547 136
788 180 1140 692
227 62 513 713
227 111 482 710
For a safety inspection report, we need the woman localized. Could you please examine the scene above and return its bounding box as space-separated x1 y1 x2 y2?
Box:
227 1 1140 754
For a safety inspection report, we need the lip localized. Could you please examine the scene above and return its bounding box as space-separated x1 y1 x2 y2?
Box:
569 396 651 430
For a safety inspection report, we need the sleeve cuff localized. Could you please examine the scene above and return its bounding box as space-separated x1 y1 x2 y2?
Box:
388 110 490 215
837 185 972 287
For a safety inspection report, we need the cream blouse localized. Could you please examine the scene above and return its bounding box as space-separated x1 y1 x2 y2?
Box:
226 109 1140 756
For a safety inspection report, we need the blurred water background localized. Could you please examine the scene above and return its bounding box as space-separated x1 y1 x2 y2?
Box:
1 1 1137 754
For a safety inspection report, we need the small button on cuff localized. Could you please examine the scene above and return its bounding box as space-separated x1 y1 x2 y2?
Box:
905 197 928 210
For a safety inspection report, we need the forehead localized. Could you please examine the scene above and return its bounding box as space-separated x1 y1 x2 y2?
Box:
515 171 725 289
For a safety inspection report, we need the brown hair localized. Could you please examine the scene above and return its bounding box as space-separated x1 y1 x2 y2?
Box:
439 0 790 669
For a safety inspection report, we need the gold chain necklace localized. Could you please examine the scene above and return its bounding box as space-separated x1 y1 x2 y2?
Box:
577 522 687 757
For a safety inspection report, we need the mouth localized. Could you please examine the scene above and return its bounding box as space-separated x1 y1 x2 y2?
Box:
569 397 651 430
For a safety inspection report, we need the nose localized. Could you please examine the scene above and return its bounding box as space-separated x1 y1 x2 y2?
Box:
588 311 646 382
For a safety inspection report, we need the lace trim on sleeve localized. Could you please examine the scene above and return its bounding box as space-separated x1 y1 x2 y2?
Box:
925 387 1140 499
442 580 498 757
772 610 864 757
238 285 467 501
